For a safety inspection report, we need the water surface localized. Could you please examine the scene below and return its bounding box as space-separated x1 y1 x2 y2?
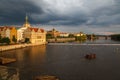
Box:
0 40 120 80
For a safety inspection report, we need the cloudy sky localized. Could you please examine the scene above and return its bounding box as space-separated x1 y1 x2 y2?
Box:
0 0 120 35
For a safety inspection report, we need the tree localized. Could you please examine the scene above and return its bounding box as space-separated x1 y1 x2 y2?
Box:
25 38 30 43
12 35 17 43
0 34 2 43
111 34 120 41
2 37 10 44
68 34 75 38
75 35 87 41
46 34 53 39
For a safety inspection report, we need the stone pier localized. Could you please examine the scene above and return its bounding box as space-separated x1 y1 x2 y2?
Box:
0 57 16 64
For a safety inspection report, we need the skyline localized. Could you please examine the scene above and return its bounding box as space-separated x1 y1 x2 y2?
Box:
0 0 120 35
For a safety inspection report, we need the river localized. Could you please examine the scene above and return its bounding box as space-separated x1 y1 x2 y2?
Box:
0 39 120 80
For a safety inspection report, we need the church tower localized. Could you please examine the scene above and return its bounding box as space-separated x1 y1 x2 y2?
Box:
23 15 31 28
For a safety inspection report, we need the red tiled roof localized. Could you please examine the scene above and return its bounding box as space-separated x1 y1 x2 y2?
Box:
40 29 44 33
29 28 38 32
29 28 44 33
0 27 4 31
60 32 67 34
2 26 14 30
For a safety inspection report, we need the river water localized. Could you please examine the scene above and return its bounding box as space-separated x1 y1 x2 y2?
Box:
0 39 120 80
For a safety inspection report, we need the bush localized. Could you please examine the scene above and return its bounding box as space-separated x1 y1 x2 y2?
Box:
12 35 17 43
111 34 120 41
1 37 11 44
25 38 30 43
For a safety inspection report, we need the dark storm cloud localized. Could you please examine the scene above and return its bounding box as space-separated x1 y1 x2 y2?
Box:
0 0 120 34
86 4 120 26
36 0 120 26
0 0 120 26
0 0 43 25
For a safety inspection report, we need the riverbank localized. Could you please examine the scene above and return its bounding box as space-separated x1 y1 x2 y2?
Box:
0 43 46 52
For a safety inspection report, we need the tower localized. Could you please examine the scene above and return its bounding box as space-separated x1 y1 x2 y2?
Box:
23 15 31 28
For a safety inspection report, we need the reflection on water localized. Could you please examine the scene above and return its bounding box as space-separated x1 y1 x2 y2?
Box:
0 40 120 80
0 45 46 80
29 46 46 63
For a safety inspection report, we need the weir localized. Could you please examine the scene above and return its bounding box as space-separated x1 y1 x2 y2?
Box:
48 43 120 46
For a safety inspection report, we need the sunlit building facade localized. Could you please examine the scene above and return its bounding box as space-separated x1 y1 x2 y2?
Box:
17 15 46 44
59 32 69 37
23 27 46 44
74 32 86 37
0 26 17 43
17 15 31 42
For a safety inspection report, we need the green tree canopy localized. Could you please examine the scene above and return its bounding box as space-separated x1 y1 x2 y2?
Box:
1 37 10 44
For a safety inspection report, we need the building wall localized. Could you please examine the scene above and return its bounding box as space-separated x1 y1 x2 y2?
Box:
10 27 17 43
24 28 46 44
0 27 17 43
0 28 6 37
5 29 10 38
60 33 69 37
30 32 46 44
47 28 60 38
17 27 28 42
74 33 86 37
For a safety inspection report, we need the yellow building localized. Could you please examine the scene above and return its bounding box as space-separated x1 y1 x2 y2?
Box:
0 26 17 43
9 27 17 43
23 27 46 44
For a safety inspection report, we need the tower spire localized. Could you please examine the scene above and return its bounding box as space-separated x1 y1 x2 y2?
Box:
23 14 31 28
25 14 28 24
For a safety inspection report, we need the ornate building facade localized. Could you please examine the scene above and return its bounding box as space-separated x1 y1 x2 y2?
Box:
0 26 17 43
17 15 31 42
17 15 46 44
23 27 46 44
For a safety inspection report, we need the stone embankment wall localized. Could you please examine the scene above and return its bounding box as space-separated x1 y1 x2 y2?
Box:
47 38 75 43
0 66 19 80
0 43 46 52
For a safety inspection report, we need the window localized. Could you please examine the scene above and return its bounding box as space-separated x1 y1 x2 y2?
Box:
37 36 41 39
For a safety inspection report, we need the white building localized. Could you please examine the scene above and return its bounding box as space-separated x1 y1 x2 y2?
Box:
17 16 31 42
5 28 11 38
59 32 69 37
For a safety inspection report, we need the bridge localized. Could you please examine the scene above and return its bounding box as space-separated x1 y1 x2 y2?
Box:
98 36 111 40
